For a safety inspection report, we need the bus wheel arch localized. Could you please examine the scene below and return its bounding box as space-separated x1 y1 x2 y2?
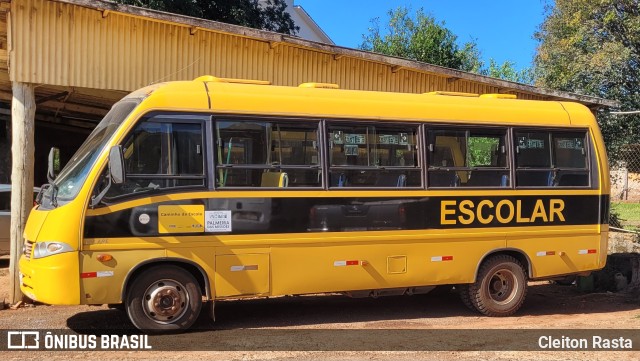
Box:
122 258 211 304
473 249 532 283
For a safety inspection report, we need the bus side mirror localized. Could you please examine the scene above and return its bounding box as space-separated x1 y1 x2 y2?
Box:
109 145 125 184
47 147 60 182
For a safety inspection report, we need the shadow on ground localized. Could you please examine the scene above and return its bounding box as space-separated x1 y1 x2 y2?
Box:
66 282 640 335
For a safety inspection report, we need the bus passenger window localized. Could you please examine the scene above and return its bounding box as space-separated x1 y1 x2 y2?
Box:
327 124 421 188
215 120 321 188
553 132 589 186
515 130 590 188
427 128 509 188
515 132 552 187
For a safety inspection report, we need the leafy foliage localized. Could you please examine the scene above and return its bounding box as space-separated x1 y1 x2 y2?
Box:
484 59 534 84
360 7 479 72
360 7 533 83
115 0 298 34
534 0 640 160
468 137 499 167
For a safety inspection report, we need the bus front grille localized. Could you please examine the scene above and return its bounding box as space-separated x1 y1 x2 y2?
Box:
23 240 33 260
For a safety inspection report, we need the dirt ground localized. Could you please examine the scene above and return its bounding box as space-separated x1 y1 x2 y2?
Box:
1 259 639 360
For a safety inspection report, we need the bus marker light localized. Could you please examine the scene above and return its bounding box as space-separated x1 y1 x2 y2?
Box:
536 251 556 257
578 249 597 255
96 254 113 262
80 271 114 279
334 260 360 267
431 256 453 262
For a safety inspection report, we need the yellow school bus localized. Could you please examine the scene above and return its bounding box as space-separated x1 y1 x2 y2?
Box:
20 76 610 332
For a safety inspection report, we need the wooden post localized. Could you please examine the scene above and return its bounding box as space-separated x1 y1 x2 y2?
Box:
9 82 35 304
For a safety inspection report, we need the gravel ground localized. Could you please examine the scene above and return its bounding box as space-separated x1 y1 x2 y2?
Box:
1 259 640 360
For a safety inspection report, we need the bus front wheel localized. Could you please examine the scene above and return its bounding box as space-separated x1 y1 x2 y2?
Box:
463 255 527 316
125 265 202 333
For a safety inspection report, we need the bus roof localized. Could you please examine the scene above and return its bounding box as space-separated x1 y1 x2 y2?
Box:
141 77 597 128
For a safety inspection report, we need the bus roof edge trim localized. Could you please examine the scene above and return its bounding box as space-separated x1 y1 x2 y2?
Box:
299 82 340 89
194 75 271 85
424 91 479 97
480 94 518 99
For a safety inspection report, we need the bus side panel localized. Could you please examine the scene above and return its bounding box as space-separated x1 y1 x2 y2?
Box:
269 236 504 296
214 253 270 297
599 226 609 268
166 247 216 296
506 226 603 278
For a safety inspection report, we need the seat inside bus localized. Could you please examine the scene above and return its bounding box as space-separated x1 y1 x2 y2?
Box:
261 171 289 187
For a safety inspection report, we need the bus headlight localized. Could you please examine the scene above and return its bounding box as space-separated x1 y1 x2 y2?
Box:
33 241 74 259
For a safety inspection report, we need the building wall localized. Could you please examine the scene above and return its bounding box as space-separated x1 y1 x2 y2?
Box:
9 0 541 100
258 0 333 44
289 7 332 44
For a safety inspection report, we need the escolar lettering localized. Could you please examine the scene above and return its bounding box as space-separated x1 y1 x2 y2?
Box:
440 199 565 225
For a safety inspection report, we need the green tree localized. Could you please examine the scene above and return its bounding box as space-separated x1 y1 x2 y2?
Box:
360 7 480 71
534 0 640 159
115 0 298 34
484 59 534 84
361 7 533 84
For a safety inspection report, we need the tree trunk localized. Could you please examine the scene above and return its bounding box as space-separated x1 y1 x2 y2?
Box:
9 82 35 304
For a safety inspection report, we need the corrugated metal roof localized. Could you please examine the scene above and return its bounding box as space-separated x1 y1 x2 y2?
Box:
7 0 617 108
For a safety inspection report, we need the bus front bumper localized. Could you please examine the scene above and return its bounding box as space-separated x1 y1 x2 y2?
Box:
19 252 80 305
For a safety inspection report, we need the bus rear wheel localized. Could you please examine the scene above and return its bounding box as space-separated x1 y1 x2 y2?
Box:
464 255 527 316
125 265 202 333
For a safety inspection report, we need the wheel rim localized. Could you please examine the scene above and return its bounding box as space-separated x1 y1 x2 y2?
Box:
142 279 189 324
486 268 518 305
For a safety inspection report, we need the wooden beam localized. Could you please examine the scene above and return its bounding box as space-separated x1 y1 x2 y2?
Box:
0 90 108 116
36 91 69 105
0 103 98 129
391 65 403 73
10 82 35 304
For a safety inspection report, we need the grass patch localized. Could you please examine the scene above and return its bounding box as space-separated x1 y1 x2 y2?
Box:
611 202 640 230
611 202 640 221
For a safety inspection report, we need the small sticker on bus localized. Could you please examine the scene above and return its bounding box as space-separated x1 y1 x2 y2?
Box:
205 211 232 232
158 205 205 234
138 213 150 225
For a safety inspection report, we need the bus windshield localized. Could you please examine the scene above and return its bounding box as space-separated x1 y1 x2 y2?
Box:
41 101 139 208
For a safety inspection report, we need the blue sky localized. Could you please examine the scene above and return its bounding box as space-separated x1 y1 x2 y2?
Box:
296 0 547 72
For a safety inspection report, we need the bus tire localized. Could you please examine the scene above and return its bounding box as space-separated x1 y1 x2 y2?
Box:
456 285 476 311
467 255 527 316
125 265 202 333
